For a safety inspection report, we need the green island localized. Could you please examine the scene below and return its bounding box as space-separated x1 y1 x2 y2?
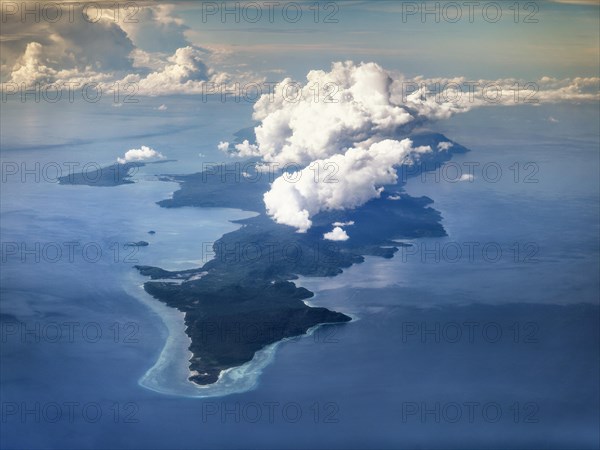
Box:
132 132 468 385
58 161 144 186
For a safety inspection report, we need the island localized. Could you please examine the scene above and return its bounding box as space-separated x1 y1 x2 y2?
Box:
58 162 144 186
125 241 149 247
58 159 175 187
134 132 468 385
57 131 468 385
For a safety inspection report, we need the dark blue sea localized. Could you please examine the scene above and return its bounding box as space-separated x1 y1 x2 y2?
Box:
1 97 598 449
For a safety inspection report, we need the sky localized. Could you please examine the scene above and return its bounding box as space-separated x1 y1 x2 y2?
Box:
178 0 600 79
1 0 599 87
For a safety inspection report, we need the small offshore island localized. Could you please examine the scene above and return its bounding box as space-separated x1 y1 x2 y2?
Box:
58 160 175 187
126 241 149 247
58 161 144 186
60 132 467 386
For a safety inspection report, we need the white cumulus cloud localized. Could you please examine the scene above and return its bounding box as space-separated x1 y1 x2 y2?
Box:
437 141 454 151
241 61 433 166
324 227 350 241
117 146 165 164
234 140 261 157
332 221 355 227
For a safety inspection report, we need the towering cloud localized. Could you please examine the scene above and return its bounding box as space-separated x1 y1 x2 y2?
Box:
1 2 259 92
248 62 424 166
2 3 135 85
240 62 457 232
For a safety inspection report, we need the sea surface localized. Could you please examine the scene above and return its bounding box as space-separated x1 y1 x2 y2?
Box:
1 97 598 449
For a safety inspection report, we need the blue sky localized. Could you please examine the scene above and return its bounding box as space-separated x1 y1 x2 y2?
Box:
1 0 599 85
174 0 600 79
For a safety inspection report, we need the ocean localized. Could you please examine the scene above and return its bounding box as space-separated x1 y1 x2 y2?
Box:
1 97 598 449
